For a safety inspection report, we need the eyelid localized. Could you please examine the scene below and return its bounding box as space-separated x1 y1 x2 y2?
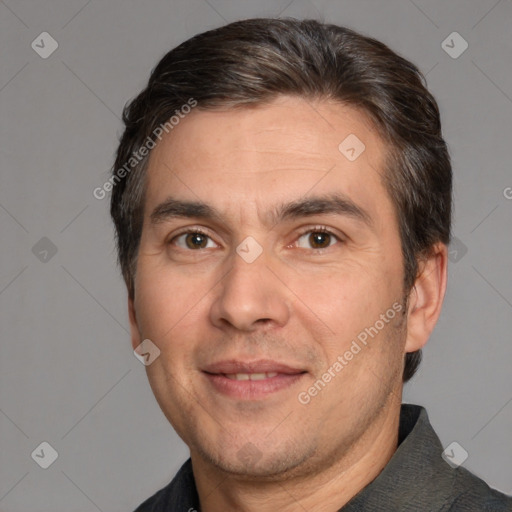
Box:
295 225 345 240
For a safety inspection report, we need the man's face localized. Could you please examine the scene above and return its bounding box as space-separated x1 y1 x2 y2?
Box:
130 96 409 478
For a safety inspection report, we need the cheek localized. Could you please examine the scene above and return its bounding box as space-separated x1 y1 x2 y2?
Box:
288 260 403 370
289 263 387 325
134 258 205 341
135 266 206 399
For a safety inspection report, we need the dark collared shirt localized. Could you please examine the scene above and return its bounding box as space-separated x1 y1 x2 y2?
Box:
134 404 512 511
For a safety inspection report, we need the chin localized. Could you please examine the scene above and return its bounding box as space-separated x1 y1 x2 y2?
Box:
193 437 315 480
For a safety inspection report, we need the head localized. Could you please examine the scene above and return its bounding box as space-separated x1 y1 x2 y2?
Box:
110 18 451 478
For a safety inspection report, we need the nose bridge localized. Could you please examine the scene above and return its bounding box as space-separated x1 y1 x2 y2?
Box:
210 243 290 331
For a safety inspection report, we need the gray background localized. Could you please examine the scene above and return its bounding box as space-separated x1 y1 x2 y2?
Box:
1 0 511 510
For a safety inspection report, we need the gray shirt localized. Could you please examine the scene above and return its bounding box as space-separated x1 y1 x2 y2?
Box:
134 403 512 511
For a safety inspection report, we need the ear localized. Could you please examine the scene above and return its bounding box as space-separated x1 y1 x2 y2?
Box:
128 295 142 351
405 242 448 353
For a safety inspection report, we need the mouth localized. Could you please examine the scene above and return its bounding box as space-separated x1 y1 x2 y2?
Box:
202 359 307 400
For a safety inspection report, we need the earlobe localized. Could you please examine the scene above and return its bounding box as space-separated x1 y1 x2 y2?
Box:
404 243 448 353
128 295 142 351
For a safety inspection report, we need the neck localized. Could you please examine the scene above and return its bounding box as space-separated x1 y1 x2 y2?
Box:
192 396 402 512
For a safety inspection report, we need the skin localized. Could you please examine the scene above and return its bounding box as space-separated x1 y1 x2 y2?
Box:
128 95 448 511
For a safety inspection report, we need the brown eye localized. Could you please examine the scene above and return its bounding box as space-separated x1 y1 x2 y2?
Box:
173 231 215 250
296 229 338 250
185 233 208 249
308 232 332 249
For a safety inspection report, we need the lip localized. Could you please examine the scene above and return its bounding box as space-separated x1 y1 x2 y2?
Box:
202 359 307 400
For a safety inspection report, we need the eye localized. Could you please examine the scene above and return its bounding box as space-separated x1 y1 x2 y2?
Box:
172 230 217 250
296 228 341 250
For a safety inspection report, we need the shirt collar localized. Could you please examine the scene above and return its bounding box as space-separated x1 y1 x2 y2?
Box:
340 403 456 511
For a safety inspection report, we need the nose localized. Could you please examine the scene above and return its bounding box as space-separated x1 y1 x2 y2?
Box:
209 249 291 332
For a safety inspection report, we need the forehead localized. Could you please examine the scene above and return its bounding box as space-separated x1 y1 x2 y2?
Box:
143 96 392 222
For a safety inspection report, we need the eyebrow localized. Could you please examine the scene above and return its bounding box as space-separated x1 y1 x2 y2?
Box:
150 193 373 229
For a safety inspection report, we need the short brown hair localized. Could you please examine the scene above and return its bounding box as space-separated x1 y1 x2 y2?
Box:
110 18 452 382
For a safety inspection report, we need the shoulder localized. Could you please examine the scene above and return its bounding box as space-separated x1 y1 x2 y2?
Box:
132 459 199 512
442 465 512 511
391 404 511 512
133 482 172 512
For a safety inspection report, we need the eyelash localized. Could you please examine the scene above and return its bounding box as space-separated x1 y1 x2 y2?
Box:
169 226 343 251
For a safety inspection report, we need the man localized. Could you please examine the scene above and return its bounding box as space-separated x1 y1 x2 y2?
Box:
110 18 512 512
